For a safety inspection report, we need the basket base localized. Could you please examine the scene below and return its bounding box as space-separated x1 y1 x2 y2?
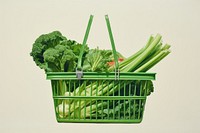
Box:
56 118 143 123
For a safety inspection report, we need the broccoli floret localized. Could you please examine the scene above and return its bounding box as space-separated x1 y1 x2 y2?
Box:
43 44 77 72
43 48 60 71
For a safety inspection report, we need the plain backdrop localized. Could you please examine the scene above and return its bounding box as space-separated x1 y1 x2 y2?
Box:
1 0 200 133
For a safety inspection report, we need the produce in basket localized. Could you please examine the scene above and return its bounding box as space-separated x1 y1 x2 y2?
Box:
30 31 171 119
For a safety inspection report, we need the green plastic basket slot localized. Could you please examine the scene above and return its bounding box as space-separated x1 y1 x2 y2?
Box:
46 15 156 123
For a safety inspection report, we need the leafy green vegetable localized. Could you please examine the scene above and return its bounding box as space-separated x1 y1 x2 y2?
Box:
95 100 143 119
82 47 124 72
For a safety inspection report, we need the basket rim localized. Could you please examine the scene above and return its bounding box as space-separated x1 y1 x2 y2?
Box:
46 72 156 80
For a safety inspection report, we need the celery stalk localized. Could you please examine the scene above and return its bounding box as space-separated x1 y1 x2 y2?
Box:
121 34 162 72
119 35 154 68
134 49 170 72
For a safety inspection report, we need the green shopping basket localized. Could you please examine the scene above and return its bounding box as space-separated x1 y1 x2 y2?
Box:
46 15 156 123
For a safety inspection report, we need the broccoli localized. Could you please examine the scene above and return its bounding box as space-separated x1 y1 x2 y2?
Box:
30 31 88 72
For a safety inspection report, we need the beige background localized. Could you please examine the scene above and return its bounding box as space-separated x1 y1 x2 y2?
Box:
1 0 200 132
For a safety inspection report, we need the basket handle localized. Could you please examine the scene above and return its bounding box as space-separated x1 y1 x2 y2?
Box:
77 15 94 71
105 15 119 70
76 15 119 79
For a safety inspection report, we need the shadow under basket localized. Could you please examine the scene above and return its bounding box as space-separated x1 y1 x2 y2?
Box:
46 72 156 123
